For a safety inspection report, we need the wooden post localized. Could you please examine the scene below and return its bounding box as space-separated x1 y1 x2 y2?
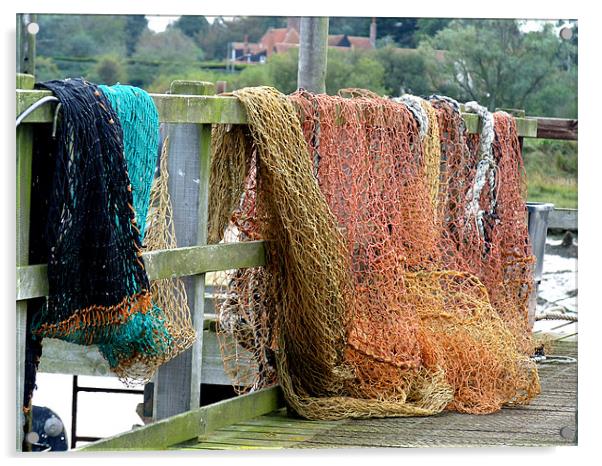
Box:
16 73 35 451
153 80 215 420
17 14 37 76
297 17 329 93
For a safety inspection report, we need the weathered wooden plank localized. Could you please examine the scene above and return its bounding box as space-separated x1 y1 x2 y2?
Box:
548 208 578 231
16 89 541 137
200 428 315 443
16 241 266 301
79 386 283 450
462 112 538 137
189 120 213 412
153 80 212 421
16 73 36 451
37 329 246 384
16 89 247 125
185 436 298 449
536 117 578 140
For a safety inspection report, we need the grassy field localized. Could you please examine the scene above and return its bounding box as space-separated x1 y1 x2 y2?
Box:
522 139 578 209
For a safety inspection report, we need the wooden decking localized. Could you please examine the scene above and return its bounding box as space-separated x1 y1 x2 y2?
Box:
173 341 577 450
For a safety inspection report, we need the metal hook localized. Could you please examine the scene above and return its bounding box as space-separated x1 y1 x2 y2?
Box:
15 96 59 127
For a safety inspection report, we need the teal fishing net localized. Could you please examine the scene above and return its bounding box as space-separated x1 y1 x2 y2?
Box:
31 79 173 384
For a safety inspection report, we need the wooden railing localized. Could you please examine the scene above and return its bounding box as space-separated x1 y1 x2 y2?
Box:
15 75 577 449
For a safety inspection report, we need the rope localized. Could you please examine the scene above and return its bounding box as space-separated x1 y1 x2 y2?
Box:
536 312 578 322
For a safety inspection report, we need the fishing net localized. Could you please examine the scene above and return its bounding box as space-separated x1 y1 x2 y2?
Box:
31 79 173 384
210 86 539 419
144 136 197 362
432 98 536 355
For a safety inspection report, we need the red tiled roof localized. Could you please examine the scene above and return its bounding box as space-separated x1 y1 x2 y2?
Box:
283 28 300 44
328 34 345 46
347 36 373 49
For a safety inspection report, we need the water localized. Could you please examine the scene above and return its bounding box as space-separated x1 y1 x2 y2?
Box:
533 232 578 339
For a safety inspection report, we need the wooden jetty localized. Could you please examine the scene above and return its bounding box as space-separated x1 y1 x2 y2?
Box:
16 76 578 450
81 340 576 450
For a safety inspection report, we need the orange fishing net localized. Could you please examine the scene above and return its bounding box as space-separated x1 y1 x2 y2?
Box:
209 87 539 419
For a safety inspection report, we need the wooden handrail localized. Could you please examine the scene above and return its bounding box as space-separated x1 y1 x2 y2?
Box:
16 241 266 301
17 89 544 138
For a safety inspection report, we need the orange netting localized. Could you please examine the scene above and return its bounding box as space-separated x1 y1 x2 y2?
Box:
209 87 539 419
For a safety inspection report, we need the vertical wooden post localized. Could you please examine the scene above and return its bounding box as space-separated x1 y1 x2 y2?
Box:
153 80 215 420
17 14 37 76
16 73 35 451
297 17 329 93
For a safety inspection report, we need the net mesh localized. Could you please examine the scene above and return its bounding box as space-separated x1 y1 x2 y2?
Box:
31 79 173 384
209 87 540 419
144 136 197 363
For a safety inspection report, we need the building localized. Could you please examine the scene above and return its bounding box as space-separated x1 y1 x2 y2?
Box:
231 17 377 63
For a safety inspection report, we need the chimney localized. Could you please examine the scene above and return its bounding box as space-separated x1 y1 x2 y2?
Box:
370 17 377 48
243 34 249 54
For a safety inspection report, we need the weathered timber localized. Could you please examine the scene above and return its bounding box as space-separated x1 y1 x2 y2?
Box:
79 386 283 450
152 80 214 421
168 341 576 450
536 117 578 140
17 90 247 125
38 328 250 384
16 241 266 301
16 73 35 451
16 89 542 137
298 17 329 93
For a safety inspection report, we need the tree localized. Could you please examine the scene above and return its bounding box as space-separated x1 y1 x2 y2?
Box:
172 15 209 40
128 28 205 87
265 48 299 94
36 14 127 78
375 18 419 47
326 49 386 95
421 20 563 111
329 17 371 36
125 15 149 57
376 46 442 96
90 55 127 84
34 56 61 81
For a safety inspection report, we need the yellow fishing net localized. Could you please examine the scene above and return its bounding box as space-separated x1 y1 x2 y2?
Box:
209 87 539 419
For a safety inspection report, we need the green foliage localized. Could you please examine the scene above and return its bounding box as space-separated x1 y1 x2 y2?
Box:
231 65 273 90
34 56 61 81
32 14 577 123
523 139 577 208
172 15 209 39
125 15 148 57
36 14 130 79
90 55 128 85
128 29 204 87
325 50 386 95
421 20 566 112
197 16 286 60
265 49 298 94
376 18 419 47
375 46 432 96
329 17 371 36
